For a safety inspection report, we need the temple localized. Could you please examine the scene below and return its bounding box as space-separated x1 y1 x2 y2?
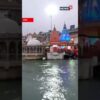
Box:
60 23 71 42
50 26 59 45
50 24 71 46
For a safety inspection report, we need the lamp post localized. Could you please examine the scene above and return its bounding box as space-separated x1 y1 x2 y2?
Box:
50 16 52 30
45 4 58 31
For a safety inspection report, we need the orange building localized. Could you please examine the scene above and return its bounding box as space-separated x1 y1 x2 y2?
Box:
50 26 60 45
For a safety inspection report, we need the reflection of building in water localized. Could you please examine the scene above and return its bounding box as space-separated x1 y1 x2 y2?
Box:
22 37 45 60
0 14 21 79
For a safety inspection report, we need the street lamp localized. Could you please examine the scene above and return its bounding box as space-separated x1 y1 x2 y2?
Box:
45 4 58 30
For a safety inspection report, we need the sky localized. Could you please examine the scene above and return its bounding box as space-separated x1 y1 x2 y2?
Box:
22 0 78 35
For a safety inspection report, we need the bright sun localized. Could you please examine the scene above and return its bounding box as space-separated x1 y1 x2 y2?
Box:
45 4 58 16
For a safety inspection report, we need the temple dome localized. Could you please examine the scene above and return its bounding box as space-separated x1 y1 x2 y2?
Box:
27 38 41 46
26 34 33 42
0 14 20 33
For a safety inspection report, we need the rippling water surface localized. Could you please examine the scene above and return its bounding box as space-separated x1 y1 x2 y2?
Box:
22 60 78 100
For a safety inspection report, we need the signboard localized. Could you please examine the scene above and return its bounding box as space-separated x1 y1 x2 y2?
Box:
22 18 34 22
60 5 72 11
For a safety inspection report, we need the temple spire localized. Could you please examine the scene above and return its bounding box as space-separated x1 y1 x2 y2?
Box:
53 25 56 31
63 23 67 29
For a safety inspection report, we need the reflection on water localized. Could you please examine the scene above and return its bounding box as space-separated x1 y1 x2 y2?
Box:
40 64 66 100
22 60 78 100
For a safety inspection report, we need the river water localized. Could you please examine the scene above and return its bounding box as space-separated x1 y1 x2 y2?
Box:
22 60 78 100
